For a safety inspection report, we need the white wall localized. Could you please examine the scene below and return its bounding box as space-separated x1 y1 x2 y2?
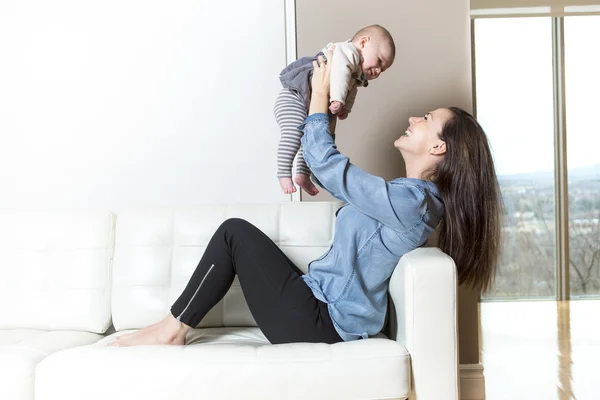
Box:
0 0 289 211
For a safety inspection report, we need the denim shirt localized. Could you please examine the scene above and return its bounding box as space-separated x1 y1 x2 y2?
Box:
299 113 445 341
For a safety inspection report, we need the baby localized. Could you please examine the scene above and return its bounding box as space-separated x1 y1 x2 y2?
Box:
275 24 395 195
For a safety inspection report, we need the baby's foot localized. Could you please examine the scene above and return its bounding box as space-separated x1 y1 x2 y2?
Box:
279 177 297 194
294 174 319 196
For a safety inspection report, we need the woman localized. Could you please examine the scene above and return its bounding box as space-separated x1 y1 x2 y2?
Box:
112 50 501 346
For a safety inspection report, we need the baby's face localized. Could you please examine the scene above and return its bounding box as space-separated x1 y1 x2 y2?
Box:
359 40 394 80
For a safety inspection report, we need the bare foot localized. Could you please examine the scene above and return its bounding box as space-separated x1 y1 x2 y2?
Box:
294 174 319 196
112 319 164 343
279 177 297 194
109 314 190 347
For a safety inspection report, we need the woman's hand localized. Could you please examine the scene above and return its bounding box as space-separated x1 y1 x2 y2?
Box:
311 49 333 96
309 48 334 116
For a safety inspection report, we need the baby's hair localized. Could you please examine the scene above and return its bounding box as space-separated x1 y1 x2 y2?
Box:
352 24 395 58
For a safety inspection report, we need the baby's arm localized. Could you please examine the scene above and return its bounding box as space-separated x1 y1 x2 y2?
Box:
329 42 360 113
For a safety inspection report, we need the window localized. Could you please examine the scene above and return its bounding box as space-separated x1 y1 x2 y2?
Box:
474 18 556 298
565 16 600 296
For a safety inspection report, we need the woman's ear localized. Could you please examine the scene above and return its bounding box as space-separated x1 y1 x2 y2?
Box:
429 141 446 155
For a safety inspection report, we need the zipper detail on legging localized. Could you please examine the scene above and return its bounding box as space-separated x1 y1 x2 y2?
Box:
176 263 215 321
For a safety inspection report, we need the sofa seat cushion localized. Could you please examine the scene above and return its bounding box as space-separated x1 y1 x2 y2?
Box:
36 327 410 400
0 330 104 400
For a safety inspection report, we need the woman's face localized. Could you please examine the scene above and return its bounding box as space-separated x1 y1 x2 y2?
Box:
394 108 451 157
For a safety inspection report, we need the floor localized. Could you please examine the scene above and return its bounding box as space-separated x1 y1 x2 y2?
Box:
480 300 600 400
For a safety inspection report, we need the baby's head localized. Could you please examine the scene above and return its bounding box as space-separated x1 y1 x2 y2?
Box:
351 25 395 80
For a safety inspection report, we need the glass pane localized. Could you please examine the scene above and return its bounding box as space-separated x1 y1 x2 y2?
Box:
565 16 600 297
474 18 556 298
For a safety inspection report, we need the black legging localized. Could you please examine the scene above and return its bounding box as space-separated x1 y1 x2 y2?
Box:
170 218 342 344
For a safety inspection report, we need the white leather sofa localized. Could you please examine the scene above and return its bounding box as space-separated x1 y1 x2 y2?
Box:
0 202 459 400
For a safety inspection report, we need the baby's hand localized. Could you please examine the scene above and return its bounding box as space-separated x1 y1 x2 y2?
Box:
329 100 343 114
337 109 348 120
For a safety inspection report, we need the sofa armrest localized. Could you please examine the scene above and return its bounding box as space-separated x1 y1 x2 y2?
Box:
387 247 459 400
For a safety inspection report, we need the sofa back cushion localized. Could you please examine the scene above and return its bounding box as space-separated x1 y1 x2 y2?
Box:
0 211 115 332
111 202 340 330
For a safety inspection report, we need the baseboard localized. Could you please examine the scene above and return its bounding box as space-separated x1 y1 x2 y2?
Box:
460 363 485 400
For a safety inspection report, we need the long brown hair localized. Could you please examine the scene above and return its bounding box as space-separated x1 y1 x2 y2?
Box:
430 107 502 293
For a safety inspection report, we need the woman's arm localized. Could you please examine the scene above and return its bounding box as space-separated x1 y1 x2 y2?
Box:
308 55 331 116
300 53 422 232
